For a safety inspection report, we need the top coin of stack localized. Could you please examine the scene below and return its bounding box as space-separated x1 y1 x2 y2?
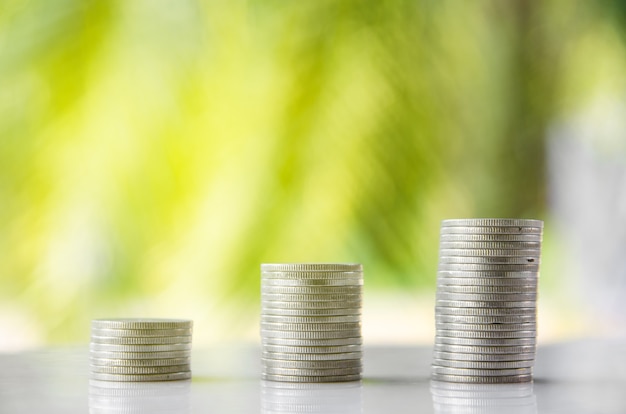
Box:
261 263 363 383
90 318 193 382
433 219 543 384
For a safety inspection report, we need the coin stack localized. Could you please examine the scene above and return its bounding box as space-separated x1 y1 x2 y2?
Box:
432 219 543 384
90 319 193 382
89 379 192 414
261 381 363 414
430 381 537 414
260 263 363 383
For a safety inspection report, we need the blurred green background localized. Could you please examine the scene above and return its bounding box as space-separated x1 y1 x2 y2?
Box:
1 0 625 350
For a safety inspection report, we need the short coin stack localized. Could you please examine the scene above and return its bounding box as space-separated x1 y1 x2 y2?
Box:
433 219 543 384
90 318 193 382
261 263 363 383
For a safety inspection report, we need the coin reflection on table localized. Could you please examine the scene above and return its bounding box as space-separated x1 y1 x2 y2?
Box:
88 379 191 414
261 380 362 414
430 380 537 414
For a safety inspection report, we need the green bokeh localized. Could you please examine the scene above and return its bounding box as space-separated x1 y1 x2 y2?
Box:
0 0 621 345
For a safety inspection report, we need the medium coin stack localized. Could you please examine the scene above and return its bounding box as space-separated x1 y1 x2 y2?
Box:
432 219 543 384
261 263 363 383
261 381 363 414
90 318 193 382
89 379 191 413
430 381 537 414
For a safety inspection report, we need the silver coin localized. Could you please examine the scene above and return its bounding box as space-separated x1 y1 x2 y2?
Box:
261 285 362 295
261 373 361 383
262 358 362 369
431 396 536 408
262 351 362 361
89 343 192 352
435 307 535 316
90 328 193 338
431 365 532 377
89 371 192 382
432 358 534 369
439 249 541 258
435 336 536 346
440 226 542 235
434 343 536 354
90 335 192 345
436 292 537 302
261 293 363 302
436 285 536 294
261 322 361 332
439 234 542 242
430 383 535 399
439 256 539 265
437 270 538 278
262 337 362 346
262 271 363 280
431 373 532 383
439 241 541 250
88 378 192 390
438 263 540 272
262 344 361 354
435 322 536 332
261 263 363 272
91 319 193 330
262 278 363 287
435 314 535 324
260 380 363 390
90 364 190 375
441 219 543 228
261 329 361 339
261 300 361 310
88 384 183 397
436 300 536 309
263 366 362 376
437 278 537 287
436 330 536 339
261 315 361 324
89 350 192 360
261 307 361 317
433 351 535 362
429 379 534 391
90 357 190 367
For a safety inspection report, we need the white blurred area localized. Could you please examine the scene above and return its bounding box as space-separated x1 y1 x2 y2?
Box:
547 97 626 339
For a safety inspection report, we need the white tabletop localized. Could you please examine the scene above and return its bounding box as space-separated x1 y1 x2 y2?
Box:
1 339 625 413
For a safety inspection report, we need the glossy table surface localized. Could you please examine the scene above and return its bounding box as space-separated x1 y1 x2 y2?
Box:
1 339 625 413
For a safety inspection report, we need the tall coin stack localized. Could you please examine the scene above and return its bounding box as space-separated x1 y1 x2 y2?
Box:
432 219 543 384
261 263 363 383
90 319 193 382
